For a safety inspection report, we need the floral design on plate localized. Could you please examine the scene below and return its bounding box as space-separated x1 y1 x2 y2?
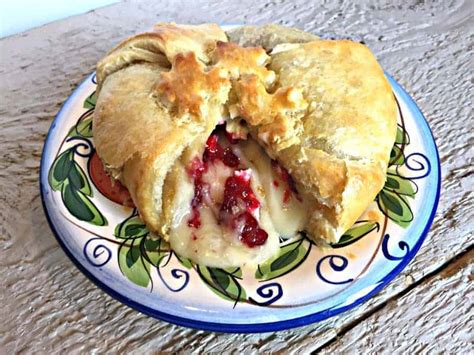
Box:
41 69 440 332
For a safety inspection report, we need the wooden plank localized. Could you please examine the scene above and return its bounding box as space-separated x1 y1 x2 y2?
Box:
319 249 474 353
0 0 472 352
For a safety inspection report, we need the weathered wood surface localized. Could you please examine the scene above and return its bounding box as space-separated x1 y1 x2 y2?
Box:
0 0 472 352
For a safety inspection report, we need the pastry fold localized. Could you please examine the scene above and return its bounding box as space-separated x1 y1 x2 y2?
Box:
94 23 228 232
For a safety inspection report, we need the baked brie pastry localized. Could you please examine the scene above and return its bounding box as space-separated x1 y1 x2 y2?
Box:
93 23 397 267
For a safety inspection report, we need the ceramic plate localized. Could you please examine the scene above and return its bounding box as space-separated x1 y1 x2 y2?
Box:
40 45 440 333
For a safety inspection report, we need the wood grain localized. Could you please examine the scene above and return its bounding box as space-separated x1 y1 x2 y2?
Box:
0 0 472 352
320 249 474 353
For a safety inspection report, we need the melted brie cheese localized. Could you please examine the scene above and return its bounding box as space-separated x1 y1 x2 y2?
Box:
167 132 309 268
238 138 309 237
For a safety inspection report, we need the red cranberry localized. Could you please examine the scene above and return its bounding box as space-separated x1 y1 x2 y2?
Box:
188 210 201 228
233 212 268 247
186 130 269 248
222 147 239 167
203 134 240 168
187 158 208 228
220 173 260 215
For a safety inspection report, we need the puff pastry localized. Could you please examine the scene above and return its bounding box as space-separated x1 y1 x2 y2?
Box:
94 23 397 266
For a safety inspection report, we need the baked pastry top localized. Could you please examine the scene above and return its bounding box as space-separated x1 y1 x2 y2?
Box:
244 39 397 242
93 23 397 266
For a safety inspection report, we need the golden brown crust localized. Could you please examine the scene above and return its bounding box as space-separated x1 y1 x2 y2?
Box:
96 23 227 92
94 24 228 233
94 23 397 244
94 64 205 230
261 40 398 241
270 40 396 165
149 22 226 62
155 52 230 119
212 41 274 85
233 74 307 151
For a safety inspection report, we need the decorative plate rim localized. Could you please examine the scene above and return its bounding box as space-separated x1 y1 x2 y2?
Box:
39 72 441 333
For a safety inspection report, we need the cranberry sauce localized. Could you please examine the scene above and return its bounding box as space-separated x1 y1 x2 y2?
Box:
203 134 240 167
232 211 268 248
186 127 268 248
220 171 268 247
186 157 207 228
220 171 260 215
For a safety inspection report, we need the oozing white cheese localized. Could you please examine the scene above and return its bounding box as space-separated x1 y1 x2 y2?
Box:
168 132 309 268
237 138 309 238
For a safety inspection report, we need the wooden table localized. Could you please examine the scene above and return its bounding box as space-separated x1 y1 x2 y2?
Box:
1 0 472 352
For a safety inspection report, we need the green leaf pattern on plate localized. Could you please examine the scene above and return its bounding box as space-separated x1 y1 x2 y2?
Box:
113 211 247 299
48 148 107 226
255 237 309 281
115 214 149 239
114 210 173 287
48 81 422 305
67 110 93 138
377 123 418 228
118 238 152 287
331 221 380 248
377 189 414 228
384 172 417 197
197 266 247 305
62 181 106 225
395 124 410 145
83 91 97 109
176 255 194 269
389 145 405 165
